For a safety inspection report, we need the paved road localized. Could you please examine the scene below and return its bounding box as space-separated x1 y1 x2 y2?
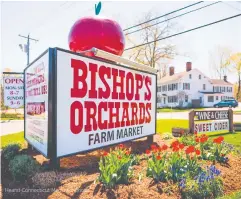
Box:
1 107 240 136
1 120 24 136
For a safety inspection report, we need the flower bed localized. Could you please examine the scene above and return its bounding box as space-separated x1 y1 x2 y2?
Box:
1 133 241 199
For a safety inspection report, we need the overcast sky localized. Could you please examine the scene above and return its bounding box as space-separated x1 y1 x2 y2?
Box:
1 1 241 83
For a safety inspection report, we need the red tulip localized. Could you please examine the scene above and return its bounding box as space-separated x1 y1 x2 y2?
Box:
173 146 179 152
103 151 108 156
179 143 185 149
185 146 195 154
146 149 151 155
156 155 161 160
119 144 124 149
161 144 168 150
195 149 201 155
171 140 179 148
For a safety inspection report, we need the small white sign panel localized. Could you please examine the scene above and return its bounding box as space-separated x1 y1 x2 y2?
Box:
24 52 49 157
3 76 24 108
56 50 157 157
194 120 229 133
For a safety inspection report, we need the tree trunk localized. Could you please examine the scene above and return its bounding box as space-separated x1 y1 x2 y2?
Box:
237 73 241 101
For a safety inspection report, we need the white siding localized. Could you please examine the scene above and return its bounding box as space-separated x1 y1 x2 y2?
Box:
157 69 234 108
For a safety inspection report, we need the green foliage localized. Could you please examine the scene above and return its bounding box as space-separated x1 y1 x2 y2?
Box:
146 152 169 182
98 144 135 188
9 155 40 182
2 143 21 161
168 152 189 182
179 135 197 146
181 177 223 199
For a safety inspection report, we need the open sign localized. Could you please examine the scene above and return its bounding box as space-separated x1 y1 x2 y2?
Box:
3 76 24 108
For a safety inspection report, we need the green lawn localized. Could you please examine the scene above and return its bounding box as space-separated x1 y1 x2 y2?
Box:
156 119 188 133
1 131 25 149
0 118 24 121
157 108 204 113
1 120 240 151
234 110 241 114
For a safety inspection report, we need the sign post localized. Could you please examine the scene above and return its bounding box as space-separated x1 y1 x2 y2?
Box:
23 48 157 169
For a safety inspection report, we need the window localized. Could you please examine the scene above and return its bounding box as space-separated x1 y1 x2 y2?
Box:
199 75 201 79
185 95 188 102
162 85 167 92
168 96 178 103
158 87 162 92
189 74 192 79
227 87 232 92
203 84 206 90
167 83 178 91
216 96 218 100
208 96 214 102
183 83 190 90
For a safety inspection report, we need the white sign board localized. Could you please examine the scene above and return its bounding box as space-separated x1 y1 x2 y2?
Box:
56 50 156 157
24 52 49 156
3 76 24 108
194 120 229 133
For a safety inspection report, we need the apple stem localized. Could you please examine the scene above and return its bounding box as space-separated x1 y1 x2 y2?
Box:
95 2 102 15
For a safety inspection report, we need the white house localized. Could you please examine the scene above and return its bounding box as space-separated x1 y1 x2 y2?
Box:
157 62 234 108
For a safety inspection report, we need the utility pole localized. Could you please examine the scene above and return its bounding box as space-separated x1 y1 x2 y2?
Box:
18 34 38 65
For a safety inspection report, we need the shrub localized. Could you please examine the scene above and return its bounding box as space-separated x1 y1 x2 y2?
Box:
180 165 223 199
98 144 135 188
9 155 40 182
2 143 21 161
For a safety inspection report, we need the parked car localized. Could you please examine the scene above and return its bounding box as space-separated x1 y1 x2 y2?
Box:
213 99 238 108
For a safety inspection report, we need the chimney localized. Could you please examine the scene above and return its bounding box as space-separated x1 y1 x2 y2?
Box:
224 75 227 82
169 66 175 76
186 62 192 72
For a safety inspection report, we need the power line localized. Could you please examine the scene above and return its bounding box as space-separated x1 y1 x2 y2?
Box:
221 2 241 12
123 1 204 32
125 13 241 51
125 1 221 36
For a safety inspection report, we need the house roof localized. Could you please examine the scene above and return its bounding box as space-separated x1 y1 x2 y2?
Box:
157 68 201 84
157 67 233 86
157 71 189 84
209 79 233 85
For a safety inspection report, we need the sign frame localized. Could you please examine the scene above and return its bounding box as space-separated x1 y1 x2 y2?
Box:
24 47 157 167
2 72 24 109
189 109 233 134
23 48 55 159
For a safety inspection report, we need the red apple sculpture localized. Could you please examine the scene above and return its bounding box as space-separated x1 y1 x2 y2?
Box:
68 16 125 57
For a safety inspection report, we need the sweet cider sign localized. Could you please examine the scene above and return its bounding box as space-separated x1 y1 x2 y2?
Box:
56 50 156 157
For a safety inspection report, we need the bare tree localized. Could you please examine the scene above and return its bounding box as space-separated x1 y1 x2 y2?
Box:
124 12 177 77
225 53 241 101
209 46 231 79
